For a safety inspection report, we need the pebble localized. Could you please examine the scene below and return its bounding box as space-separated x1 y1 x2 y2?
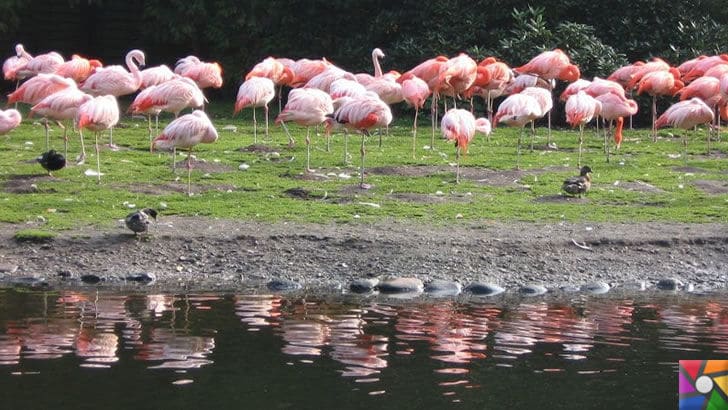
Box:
8 276 48 288
424 280 462 297
266 279 301 292
125 272 157 283
0 264 18 273
377 277 424 294
581 282 611 294
519 284 548 296
350 278 379 293
656 278 684 291
464 282 505 296
81 274 102 284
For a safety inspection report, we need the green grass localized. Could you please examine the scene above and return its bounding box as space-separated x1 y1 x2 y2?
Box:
1 102 727 230
13 228 57 242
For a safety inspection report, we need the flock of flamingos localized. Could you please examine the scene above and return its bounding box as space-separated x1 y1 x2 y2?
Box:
0 44 726 193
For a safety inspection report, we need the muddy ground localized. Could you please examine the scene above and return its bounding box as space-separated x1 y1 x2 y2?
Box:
0 218 726 294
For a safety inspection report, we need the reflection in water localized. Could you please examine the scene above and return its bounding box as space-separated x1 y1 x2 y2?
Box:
1 288 727 404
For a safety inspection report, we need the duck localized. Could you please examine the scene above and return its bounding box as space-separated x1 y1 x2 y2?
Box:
36 150 66 176
125 208 158 236
562 166 592 197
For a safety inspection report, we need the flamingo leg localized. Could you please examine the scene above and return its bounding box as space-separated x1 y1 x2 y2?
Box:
547 110 552 145
252 106 257 144
264 104 269 139
516 127 523 170
530 121 535 151
172 147 177 173
59 121 68 158
305 127 311 172
94 132 101 184
683 129 689 164
412 107 419 159
77 129 86 165
187 147 193 196
651 96 657 142
360 130 368 188
455 145 461 184
43 118 50 151
343 130 349 165
604 121 611 164
578 124 584 167
147 115 153 143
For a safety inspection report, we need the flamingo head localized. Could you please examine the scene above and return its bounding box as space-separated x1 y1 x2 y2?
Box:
559 64 581 82
478 56 497 67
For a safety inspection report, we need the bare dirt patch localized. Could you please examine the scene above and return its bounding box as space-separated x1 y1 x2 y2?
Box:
170 159 235 173
693 179 728 195
616 181 666 194
4 174 59 194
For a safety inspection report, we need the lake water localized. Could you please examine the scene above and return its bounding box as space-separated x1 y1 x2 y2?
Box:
1 287 726 409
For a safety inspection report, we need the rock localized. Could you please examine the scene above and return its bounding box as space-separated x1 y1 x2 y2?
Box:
9 276 48 288
0 264 18 273
267 279 301 291
81 274 102 284
126 272 156 283
350 278 379 293
519 284 548 296
57 270 73 279
424 280 462 297
465 282 505 296
621 280 647 291
377 277 424 294
581 282 611 294
559 284 581 292
656 278 683 291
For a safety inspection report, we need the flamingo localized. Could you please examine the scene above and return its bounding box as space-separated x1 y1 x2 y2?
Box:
329 78 367 99
655 98 714 158
245 56 294 111
607 61 645 129
565 91 602 166
30 87 93 160
433 53 478 106
513 49 580 82
76 95 120 182
152 110 219 196
440 108 491 183
7 73 76 150
625 58 672 90
402 75 431 157
677 76 724 151
54 54 103 83
12 50 64 79
306 66 356 93
177 59 223 89
595 91 639 159
365 73 403 146
234 77 275 144
3 44 33 82
354 48 386 86
398 56 450 144
520 86 553 150
637 69 684 141
493 93 541 169
681 55 728 84
328 94 392 188
560 78 592 102
140 64 176 89
289 58 332 88
275 88 333 171
129 85 162 143
477 57 513 122
0 109 22 136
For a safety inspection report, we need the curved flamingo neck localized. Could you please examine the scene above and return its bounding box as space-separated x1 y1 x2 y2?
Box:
126 50 144 88
372 49 383 78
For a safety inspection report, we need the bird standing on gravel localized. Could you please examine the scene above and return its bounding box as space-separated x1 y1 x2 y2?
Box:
562 166 592 197
125 208 158 237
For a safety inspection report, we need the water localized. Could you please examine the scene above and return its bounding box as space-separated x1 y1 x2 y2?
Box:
1 288 726 409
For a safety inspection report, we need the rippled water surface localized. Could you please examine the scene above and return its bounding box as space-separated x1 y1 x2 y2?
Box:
1 288 726 409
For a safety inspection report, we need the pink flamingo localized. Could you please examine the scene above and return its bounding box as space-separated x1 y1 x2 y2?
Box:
177 58 223 89
30 87 93 160
681 55 728 84
433 53 478 105
596 91 639 156
565 91 602 166
80 49 145 147
76 95 120 182
478 58 514 122
513 49 580 82
494 93 542 169
354 48 386 86
7 73 76 149
402 75 431 157
441 108 491 183
54 54 103 83
327 94 392 188
625 58 672 90
140 64 176 89
306 66 356 93
398 56 450 143
3 44 33 81
655 98 714 158
677 76 723 151
12 50 64 79
329 78 367 99
152 110 218 196
234 77 275 144
559 78 592 102
289 58 332 88
275 88 333 171
520 86 553 149
637 69 684 141
607 61 644 129
0 109 22 136
245 56 294 111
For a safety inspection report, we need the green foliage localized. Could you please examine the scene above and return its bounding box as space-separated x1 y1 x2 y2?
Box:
14 229 56 243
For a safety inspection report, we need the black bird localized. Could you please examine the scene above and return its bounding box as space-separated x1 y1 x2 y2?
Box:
125 208 158 236
562 166 592 197
37 150 66 176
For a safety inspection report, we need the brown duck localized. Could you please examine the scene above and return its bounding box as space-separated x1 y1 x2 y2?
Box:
562 166 592 197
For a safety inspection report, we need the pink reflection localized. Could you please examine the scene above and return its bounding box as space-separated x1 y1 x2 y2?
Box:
234 295 283 329
136 328 215 370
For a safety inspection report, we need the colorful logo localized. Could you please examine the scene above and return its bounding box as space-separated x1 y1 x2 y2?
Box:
679 360 728 409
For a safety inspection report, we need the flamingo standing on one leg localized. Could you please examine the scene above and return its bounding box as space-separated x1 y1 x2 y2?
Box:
30 87 93 161
234 77 275 145
12 50 64 79
140 64 176 89
76 95 120 183
565 91 602 167
175 57 223 90
275 88 333 172
398 56 450 147
520 86 553 150
80 49 146 148
329 94 392 188
595 91 639 161
676 76 724 154
54 54 103 83
245 56 294 112
402 75 431 158
0 109 22 136
656 98 714 160
494 93 541 169
152 110 219 196
636 69 684 142
441 108 491 184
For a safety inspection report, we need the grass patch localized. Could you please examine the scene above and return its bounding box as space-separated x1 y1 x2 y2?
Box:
1 101 727 230
14 229 57 242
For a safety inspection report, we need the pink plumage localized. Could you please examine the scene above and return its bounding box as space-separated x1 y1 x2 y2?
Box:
140 65 176 89
245 57 294 86
494 93 542 127
175 56 223 89
0 109 22 135
81 49 145 97
289 58 332 88
655 98 714 130
3 44 33 81
7 73 76 105
330 78 367 99
677 76 722 107
520 87 553 119
31 87 93 121
275 88 333 126
13 51 64 79
565 91 601 127
402 75 430 109
514 49 580 82
130 77 205 117
54 54 103 83
434 53 478 97
365 76 403 105
596 91 639 121
441 108 490 152
584 77 626 98
234 77 275 114
76 95 120 132
152 110 218 151
607 61 644 89
560 79 592 102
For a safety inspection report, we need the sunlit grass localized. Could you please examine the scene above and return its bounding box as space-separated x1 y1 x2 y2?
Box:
1 101 727 230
